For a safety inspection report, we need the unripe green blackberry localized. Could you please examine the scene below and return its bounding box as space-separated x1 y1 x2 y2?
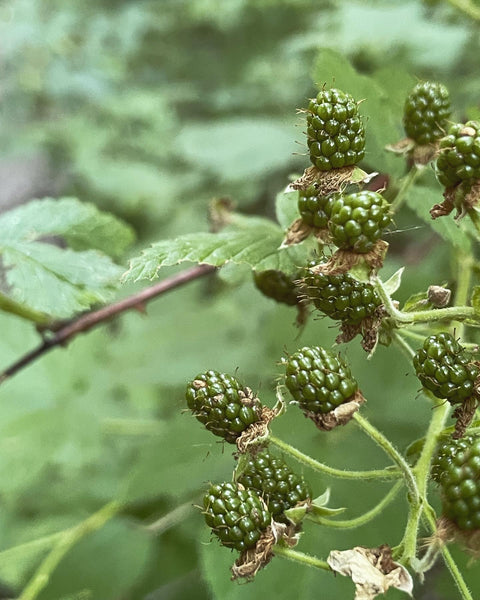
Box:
306 88 365 171
297 185 336 229
413 333 480 405
253 269 301 306
432 435 480 531
302 269 382 325
186 371 263 443
237 449 311 520
436 121 480 188
284 346 358 414
203 482 271 551
328 191 391 254
403 82 451 145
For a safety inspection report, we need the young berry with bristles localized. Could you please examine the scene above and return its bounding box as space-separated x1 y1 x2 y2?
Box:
186 370 263 443
403 81 451 145
306 88 365 171
203 482 271 551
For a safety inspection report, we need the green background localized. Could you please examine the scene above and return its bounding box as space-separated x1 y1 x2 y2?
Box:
0 0 479 598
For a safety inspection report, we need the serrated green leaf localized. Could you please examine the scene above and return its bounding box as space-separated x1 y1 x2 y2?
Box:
0 198 131 320
402 291 431 313
0 197 134 258
383 267 404 296
405 185 473 252
471 286 480 316
275 188 300 230
124 217 309 282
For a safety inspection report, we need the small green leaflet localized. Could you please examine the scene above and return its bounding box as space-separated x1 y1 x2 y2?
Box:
124 216 310 282
405 186 473 252
0 198 134 321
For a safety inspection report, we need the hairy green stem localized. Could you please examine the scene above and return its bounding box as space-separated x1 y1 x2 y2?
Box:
307 480 403 529
268 434 401 480
422 506 474 600
373 277 475 325
352 413 419 503
399 249 472 567
145 500 195 534
390 166 421 213
273 545 330 571
399 400 450 565
19 501 122 600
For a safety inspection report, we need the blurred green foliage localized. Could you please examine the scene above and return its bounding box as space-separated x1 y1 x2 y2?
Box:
1 0 480 598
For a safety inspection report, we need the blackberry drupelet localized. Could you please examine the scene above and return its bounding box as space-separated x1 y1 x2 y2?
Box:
203 482 271 551
186 370 263 443
237 449 311 520
306 88 365 171
284 345 358 414
403 82 451 145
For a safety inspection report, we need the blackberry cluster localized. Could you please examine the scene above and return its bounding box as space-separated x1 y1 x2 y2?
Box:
432 435 480 531
413 333 479 405
237 449 311 520
186 370 263 443
328 191 391 254
284 345 358 414
436 121 480 188
203 482 271 551
302 269 381 325
306 88 365 171
253 269 301 306
297 185 336 229
403 82 451 145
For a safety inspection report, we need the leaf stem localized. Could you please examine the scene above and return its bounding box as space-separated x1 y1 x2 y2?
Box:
19 500 122 600
390 166 421 213
352 413 419 504
268 434 401 480
306 480 403 529
272 545 330 571
373 276 475 325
